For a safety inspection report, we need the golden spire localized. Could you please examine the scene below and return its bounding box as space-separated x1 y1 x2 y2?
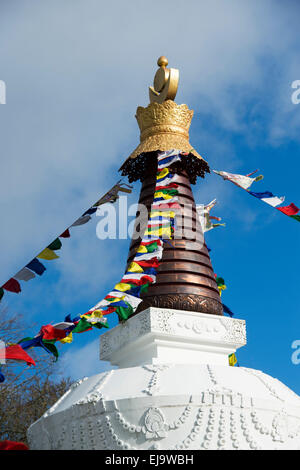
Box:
149 56 179 104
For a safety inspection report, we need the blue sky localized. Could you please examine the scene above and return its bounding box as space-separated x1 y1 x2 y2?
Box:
0 0 299 393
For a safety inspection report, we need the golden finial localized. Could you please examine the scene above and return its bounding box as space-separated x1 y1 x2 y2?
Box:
149 56 179 104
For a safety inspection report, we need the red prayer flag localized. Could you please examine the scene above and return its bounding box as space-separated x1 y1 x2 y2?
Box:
136 258 159 268
40 325 68 341
0 344 36 366
0 440 29 450
276 203 299 216
151 202 181 210
120 275 154 286
60 229 70 238
2 278 21 293
155 183 179 191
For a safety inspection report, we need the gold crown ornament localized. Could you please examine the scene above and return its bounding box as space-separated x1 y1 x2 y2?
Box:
120 57 208 178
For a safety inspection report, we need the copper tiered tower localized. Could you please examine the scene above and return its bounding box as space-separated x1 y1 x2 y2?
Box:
120 57 223 316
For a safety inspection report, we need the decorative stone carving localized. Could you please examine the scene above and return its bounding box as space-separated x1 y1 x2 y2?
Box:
28 308 300 450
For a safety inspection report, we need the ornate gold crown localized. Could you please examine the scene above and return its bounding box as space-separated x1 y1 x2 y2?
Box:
125 100 203 161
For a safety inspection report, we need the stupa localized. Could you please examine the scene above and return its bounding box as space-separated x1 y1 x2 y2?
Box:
27 58 300 450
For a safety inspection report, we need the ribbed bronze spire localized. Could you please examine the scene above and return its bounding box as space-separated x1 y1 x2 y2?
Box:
121 57 223 316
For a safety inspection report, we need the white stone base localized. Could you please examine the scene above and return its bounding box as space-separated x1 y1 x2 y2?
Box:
27 309 300 450
100 307 247 368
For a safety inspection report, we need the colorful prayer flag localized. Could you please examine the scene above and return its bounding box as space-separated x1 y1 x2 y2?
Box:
2 278 21 294
37 248 59 260
26 258 46 276
228 353 237 367
47 238 62 250
0 344 36 366
276 203 299 216
14 267 36 282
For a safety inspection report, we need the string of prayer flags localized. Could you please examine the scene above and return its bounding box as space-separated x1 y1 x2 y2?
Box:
214 168 300 223
83 150 181 324
0 180 133 303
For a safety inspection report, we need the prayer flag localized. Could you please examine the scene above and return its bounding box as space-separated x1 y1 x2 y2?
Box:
228 353 237 367
37 248 59 260
14 267 36 282
71 215 92 226
47 238 62 250
0 288 3 301
26 258 46 275
0 344 36 366
60 229 70 238
290 215 300 222
276 203 299 216
2 278 21 294
0 441 29 450
213 170 263 190
223 304 234 317
83 207 97 216
40 325 68 341
59 333 73 344
127 262 144 273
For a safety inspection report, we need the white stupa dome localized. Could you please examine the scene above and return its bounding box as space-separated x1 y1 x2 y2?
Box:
27 307 300 450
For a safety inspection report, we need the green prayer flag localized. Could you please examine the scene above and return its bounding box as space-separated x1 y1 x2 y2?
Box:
160 189 178 196
215 277 225 287
140 283 149 294
72 317 93 333
115 302 134 321
47 238 62 251
93 321 109 330
0 288 4 301
42 340 59 361
290 215 300 222
146 242 159 253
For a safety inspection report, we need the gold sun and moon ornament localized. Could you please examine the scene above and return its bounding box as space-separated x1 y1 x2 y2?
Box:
149 56 179 104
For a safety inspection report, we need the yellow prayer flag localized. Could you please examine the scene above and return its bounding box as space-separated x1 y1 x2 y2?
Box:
114 283 132 292
218 285 227 296
37 248 59 260
146 226 172 238
137 245 148 253
157 168 169 180
228 353 237 367
60 332 73 344
150 210 175 219
154 191 173 200
127 262 144 273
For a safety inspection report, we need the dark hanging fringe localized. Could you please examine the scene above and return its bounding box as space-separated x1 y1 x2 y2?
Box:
120 151 210 184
